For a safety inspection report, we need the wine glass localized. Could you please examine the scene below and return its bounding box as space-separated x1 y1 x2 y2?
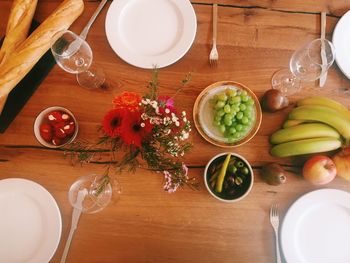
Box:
68 174 119 214
51 30 106 90
272 38 335 96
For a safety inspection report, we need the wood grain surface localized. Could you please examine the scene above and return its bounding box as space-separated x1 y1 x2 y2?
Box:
1 1 350 262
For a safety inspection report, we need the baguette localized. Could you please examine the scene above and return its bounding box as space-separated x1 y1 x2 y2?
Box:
0 0 84 100
0 0 38 66
0 0 38 114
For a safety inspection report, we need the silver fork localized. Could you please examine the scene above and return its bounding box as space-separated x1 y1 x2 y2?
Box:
209 4 218 66
270 204 282 263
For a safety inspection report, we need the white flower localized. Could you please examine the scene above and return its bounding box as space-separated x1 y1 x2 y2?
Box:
140 123 145 127
165 108 170 114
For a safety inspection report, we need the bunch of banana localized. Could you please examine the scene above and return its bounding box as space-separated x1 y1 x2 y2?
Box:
270 96 350 157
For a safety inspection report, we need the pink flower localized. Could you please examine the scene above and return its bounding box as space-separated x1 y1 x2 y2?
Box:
158 96 175 113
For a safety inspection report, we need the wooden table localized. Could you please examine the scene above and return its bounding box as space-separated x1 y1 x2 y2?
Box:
1 1 350 262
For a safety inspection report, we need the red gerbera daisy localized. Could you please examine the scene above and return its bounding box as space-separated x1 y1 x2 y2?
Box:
102 108 126 138
120 111 153 147
112 92 141 111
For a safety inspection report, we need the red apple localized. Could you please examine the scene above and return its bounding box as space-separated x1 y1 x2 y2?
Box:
303 155 337 185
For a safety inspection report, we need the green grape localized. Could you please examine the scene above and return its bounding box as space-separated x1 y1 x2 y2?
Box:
217 93 227 101
224 118 232 126
241 117 249 124
224 113 233 122
229 127 236 134
236 124 243 131
224 104 231 113
219 125 226 133
226 89 236 97
241 90 248 96
241 95 249 102
247 98 255 105
231 96 241 103
215 101 225 109
239 104 246 111
236 112 243 120
217 109 225 117
234 132 241 138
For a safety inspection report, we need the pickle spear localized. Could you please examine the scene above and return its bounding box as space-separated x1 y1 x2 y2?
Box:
215 153 231 193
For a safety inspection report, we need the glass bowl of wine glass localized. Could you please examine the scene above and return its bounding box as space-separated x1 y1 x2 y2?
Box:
51 30 105 90
68 174 117 214
272 38 335 96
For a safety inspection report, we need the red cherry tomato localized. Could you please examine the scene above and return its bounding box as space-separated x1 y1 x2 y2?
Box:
54 127 67 139
39 123 52 142
46 111 63 122
63 122 75 136
51 137 63 146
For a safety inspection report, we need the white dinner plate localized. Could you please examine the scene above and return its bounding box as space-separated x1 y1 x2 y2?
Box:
0 178 62 263
105 0 197 69
281 189 350 263
333 10 350 79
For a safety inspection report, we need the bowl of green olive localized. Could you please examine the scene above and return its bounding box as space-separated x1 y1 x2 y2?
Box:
204 152 254 202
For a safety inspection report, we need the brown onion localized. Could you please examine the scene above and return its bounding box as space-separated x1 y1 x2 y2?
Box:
261 89 289 112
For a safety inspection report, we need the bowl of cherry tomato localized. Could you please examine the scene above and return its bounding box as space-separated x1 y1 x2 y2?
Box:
204 152 254 202
34 106 78 148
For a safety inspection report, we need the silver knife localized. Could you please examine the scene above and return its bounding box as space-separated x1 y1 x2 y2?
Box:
319 12 327 87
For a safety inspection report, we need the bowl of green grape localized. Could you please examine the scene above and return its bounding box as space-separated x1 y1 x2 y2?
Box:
193 81 262 147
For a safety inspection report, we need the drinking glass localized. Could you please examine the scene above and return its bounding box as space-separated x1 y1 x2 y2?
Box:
68 174 118 214
272 38 335 96
51 30 106 90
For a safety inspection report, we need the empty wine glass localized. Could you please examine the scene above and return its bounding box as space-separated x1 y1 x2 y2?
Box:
68 174 119 214
272 38 335 96
51 30 106 90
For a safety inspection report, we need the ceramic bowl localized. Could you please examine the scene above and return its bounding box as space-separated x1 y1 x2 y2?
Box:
34 106 78 148
193 81 262 147
204 152 254 203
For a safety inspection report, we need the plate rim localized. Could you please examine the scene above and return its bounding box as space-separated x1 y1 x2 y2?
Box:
332 10 350 79
105 0 197 69
193 80 262 148
281 188 350 262
0 178 62 262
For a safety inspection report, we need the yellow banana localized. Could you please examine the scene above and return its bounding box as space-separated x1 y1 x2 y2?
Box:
289 105 350 143
283 119 312 128
270 123 340 144
270 137 342 157
297 96 350 122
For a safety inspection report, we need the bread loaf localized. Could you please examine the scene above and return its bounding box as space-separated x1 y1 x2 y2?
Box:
0 0 84 100
0 0 38 114
0 0 38 66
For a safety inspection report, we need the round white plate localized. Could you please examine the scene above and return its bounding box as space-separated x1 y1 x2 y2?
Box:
333 10 350 79
105 0 197 69
0 178 62 263
281 189 350 263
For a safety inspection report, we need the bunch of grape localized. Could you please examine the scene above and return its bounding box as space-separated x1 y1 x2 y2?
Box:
212 88 255 142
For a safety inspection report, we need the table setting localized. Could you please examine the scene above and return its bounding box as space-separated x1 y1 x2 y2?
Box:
2 0 350 262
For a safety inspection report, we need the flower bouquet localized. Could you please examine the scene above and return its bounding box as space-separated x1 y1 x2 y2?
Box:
65 71 198 193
